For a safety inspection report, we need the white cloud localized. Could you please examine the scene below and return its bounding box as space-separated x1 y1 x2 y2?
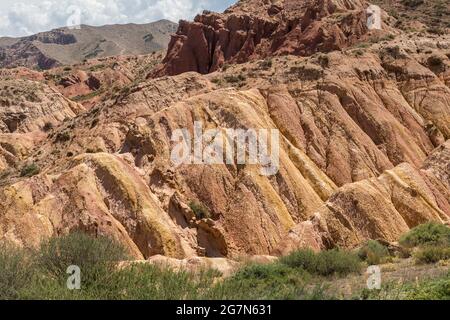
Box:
0 0 235 37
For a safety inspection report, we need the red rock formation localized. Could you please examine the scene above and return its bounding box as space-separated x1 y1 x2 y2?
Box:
154 0 376 76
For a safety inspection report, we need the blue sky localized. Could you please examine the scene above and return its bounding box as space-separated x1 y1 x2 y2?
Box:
0 0 237 37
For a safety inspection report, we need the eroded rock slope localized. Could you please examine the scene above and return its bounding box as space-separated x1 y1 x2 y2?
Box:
0 0 449 260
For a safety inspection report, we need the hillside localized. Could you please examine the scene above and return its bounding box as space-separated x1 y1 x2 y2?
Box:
0 20 177 70
0 0 449 281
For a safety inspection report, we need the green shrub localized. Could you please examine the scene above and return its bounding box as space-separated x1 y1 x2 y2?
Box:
358 240 391 265
281 249 362 277
399 222 450 248
43 122 54 132
401 0 424 8
55 131 71 143
111 264 217 300
361 272 450 300
428 55 444 67
414 246 450 264
259 59 273 70
189 200 211 220
207 263 318 300
37 232 129 287
20 163 40 177
0 244 35 299
224 74 246 84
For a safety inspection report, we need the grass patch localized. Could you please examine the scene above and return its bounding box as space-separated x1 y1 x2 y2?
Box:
0 244 35 300
38 232 129 286
414 246 450 264
360 272 450 300
280 248 362 277
224 74 246 84
206 263 328 300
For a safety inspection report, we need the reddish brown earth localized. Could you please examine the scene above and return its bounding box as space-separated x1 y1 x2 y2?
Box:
154 0 396 76
0 0 449 261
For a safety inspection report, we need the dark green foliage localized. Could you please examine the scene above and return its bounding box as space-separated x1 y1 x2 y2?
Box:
414 246 450 264
37 232 129 286
43 122 54 132
401 0 424 8
189 200 211 220
360 272 450 300
358 240 391 265
55 131 71 143
258 59 273 70
399 222 450 248
20 163 40 177
206 263 323 300
0 244 34 299
280 248 362 277
224 74 246 84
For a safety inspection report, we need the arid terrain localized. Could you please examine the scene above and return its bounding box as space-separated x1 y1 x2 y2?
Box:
0 0 449 289
0 20 177 70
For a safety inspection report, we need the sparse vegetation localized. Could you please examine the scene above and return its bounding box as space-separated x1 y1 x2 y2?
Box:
189 200 211 220
20 163 40 177
428 55 445 68
55 131 71 143
38 232 129 287
414 246 450 264
72 89 103 102
358 240 391 265
427 26 446 35
211 77 222 85
399 222 450 248
43 122 54 132
224 74 246 84
360 271 450 300
280 248 362 277
0 232 448 300
258 59 273 70
0 244 35 300
401 0 424 8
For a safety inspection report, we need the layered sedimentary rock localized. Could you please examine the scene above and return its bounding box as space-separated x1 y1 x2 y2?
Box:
155 0 391 76
0 0 449 260
0 79 84 133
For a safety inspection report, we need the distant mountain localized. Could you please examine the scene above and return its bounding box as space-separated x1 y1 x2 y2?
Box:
0 20 177 70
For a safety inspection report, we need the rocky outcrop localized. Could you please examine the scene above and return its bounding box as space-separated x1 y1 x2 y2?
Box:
0 79 84 133
0 0 449 260
155 0 389 76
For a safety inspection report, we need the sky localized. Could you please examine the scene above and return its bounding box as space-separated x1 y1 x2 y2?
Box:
0 0 237 37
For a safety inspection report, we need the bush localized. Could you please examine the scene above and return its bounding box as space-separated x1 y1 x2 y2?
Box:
259 59 273 70
427 26 446 35
414 246 450 264
281 249 362 277
20 163 40 177
0 244 35 299
112 264 217 300
224 74 246 84
55 131 71 143
358 240 391 265
37 232 129 287
399 222 450 248
207 263 318 300
43 122 54 132
359 273 450 300
189 200 211 220
401 0 424 8
428 55 444 67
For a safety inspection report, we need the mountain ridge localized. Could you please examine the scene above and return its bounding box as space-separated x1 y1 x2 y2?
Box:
0 19 178 70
